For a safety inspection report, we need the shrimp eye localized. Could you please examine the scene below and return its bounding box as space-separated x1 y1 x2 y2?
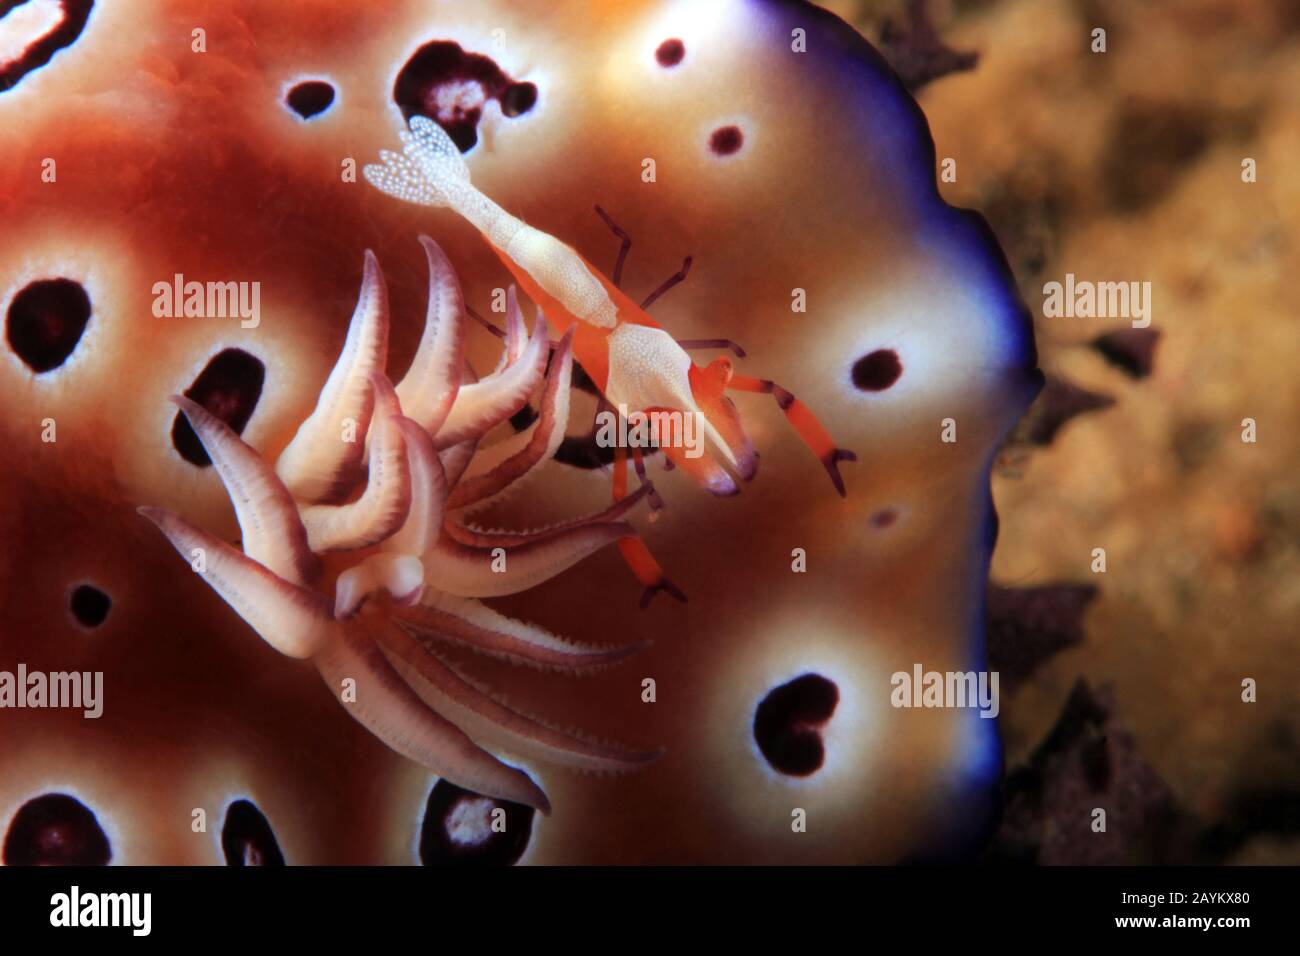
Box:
704 357 733 386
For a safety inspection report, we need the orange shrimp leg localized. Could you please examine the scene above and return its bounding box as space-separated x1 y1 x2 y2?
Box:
613 444 684 608
728 374 857 497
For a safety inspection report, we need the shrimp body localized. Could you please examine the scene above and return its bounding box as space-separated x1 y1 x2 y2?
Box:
490 240 745 478
364 115 851 501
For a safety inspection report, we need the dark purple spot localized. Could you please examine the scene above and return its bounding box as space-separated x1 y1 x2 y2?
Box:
419 780 533 866
753 673 839 776
869 508 898 529
3 793 110 865
172 348 265 467
709 125 744 156
499 81 536 117
286 80 335 119
0 0 94 93
655 38 685 67
393 40 537 152
69 584 110 628
221 799 284 866
852 349 902 391
5 277 92 373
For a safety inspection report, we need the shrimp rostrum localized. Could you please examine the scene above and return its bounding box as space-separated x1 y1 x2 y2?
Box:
365 116 854 605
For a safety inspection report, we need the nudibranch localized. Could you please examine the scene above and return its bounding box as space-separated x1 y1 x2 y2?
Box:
139 238 664 813
0 0 1038 864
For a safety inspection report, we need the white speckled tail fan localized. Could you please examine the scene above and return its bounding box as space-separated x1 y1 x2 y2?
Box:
364 115 471 209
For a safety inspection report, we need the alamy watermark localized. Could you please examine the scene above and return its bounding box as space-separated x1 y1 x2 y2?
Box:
50 886 151 936
594 405 704 458
0 664 103 718
1042 273 1151 328
890 664 999 719
151 273 261 328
